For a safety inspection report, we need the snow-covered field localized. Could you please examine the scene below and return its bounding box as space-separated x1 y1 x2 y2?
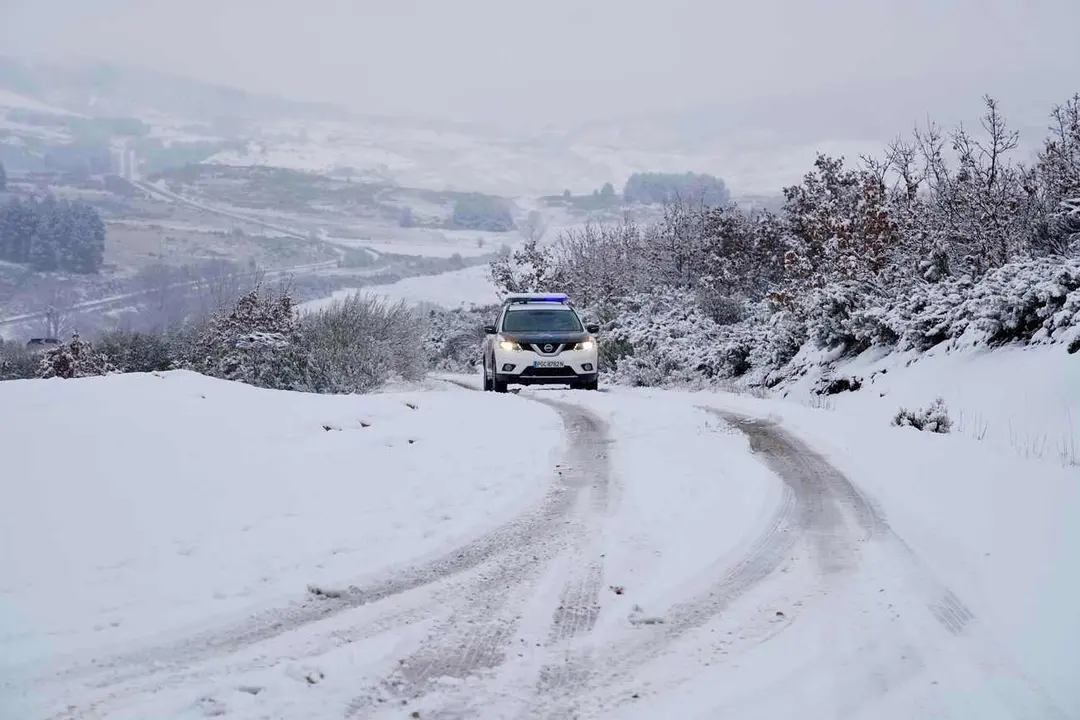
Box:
333 233 499 259
203 116 880 197
299 263 500 313
1 344 1077 719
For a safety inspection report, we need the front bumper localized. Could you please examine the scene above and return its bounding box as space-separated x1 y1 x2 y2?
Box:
493 346 598 384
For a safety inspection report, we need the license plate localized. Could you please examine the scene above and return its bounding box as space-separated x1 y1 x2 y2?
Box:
534 360 564 368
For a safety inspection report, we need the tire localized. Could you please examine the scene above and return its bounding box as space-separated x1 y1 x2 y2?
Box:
493 376 509 393
482 358 493 391
584 378 599 391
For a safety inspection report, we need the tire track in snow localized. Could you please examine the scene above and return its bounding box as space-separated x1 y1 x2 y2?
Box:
532 409 885 718
35 391 609 719
726 414 1065 718
625 410 880 645
345 398 614 716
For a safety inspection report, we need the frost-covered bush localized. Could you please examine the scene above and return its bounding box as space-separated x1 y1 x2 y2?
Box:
892 398 953 433
303 293 424 393
37 332 115 379
594 291 774 387
815 375 863 395
801 281 878 352
96 329 177 373
694 285 746 326
193 283 309 390
958 258 1080 345
421 304 496 373
0 339 37 381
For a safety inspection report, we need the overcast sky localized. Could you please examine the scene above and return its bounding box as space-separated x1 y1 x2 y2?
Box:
1 0 1077 125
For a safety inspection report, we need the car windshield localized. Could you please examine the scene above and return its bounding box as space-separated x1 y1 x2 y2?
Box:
502 307 583 333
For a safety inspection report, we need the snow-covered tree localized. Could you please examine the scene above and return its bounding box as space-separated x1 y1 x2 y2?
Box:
551 219 646 307
0 195 106 273
37 331 115 379
193 282 308 390
488 237 561 296
780 154 896 288
1028 94 1080 257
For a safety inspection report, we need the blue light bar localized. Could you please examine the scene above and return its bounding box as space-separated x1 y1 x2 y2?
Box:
503 292 570 304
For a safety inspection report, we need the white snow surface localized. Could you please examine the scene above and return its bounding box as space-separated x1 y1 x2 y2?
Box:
0 371 563 716
298 264 500 314
2 344 1078 719
779 343 1079 465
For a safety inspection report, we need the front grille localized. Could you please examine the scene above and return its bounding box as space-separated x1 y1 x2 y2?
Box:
521 366 579 378
528 343 564 356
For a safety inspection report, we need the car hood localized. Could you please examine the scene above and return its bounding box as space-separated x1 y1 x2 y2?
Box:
501 330 590 345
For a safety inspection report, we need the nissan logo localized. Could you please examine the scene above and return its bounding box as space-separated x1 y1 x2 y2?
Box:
543 344 554 353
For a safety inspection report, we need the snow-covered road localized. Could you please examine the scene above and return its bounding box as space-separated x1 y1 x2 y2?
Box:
1 372 1076 719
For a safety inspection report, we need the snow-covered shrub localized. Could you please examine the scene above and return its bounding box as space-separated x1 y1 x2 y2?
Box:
815 375 863 395
37 332 115 379
96 329 176 373
421 304 496 373
0 339 37 381
303 293 424 393
193 283 309 390
598 289 726 386
892 398 953 433
959 258 1080 345
694 285 745 326
801 281 878 352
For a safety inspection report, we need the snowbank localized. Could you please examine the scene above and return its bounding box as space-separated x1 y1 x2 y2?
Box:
0 371 562 669
779 343 1079 462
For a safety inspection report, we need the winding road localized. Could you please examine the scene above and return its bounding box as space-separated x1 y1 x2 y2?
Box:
22 381 1069 720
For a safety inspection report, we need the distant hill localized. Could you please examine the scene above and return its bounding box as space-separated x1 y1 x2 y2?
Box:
0 57 1074 197
0 55 347 124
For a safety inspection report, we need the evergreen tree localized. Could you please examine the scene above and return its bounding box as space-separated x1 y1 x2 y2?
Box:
29 196 60 272
0 194 106 273
194 283 308 390
71 201 106 273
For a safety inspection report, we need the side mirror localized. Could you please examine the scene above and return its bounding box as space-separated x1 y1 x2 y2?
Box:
585 323 600 334
483 324 497 334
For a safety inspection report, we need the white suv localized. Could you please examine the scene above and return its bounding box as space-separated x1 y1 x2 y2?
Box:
481 293 600 392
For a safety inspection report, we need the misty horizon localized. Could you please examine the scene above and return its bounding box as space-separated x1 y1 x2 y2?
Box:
2 0 1077 127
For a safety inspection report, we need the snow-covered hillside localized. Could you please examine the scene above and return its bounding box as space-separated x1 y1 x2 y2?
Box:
777 343 1079 465
205 126 878 198
2 350 1077 718
299 264 500 314
0 88 82 117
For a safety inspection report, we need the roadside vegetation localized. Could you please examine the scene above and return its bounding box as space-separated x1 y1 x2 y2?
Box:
491 94 1080 387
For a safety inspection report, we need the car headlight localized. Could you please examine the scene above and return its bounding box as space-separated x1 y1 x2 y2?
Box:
574 339 595 351
499 340 522 352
